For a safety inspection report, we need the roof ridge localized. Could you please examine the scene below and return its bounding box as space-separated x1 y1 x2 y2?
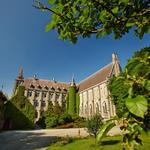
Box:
25 78 69 85
79 63 112 84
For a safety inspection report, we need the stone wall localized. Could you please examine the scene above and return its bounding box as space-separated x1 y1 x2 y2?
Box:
79 80 116 119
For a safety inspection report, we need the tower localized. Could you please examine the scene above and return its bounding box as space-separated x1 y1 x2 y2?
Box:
12 67 24 95
67 75 78 115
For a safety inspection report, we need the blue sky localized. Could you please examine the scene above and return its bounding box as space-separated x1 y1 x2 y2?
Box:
0 0 150 96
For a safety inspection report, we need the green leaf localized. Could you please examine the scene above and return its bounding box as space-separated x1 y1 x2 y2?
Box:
112 7 118 14
128 87 133 98
97 120 115 143
126 22 135 27
96 32 101 38
48 0 55 4
144 80 150 91
45 22 55 32
102 30 106 37
126 19 136 27
125 95 148 118
147 26 150 33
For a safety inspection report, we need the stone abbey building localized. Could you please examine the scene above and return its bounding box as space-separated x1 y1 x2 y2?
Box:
13 53 121 121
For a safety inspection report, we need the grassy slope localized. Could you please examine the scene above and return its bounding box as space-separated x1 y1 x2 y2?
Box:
47 133 150 150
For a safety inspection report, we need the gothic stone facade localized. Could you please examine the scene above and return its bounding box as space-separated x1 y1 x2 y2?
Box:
13 53 121 120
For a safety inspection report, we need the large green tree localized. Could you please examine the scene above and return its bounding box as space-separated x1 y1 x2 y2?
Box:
107 47 150 149
34 0 149 43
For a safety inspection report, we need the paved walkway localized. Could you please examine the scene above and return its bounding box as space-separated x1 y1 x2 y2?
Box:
0 127 121 150
0 128 88 150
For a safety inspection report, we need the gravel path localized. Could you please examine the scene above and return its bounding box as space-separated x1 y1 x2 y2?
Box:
0 127 121 150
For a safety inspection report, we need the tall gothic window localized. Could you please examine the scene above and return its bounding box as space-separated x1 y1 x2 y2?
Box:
34 99 39 107
41 100 46 107
96 103 99 113
56 93 60 100
90 104 93 116
35 111 38 118
102 101 107 113
27 90 32 97
43 92 47 98
35 91 40 97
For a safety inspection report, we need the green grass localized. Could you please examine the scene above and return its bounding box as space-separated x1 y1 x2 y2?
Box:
47 133 150 150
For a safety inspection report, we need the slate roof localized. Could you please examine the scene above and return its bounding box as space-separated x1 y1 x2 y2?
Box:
78 63 114 92
23 78 70 91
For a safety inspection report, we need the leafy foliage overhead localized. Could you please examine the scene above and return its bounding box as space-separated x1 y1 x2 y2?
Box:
34 0 150 43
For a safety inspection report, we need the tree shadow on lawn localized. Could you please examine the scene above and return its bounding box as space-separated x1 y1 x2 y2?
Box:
101 140 120 145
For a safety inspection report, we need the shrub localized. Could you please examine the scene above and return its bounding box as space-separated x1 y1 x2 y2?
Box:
86 114 103 139
45 115 59 128
58 113 72 125
4 86 35 129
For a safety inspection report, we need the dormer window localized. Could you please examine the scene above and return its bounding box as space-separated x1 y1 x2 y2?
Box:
30 84 35 88
51 86 55 91
57 86 61 91
44 86 49 90
37 85 42 89
63 88 67 92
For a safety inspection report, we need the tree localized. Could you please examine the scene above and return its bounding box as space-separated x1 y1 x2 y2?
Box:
86 113 103 140
5 86 35 129
108 75 129 117
0 91 7 130
107 47 150 149
33 0 149 43
53 100 63 115
67 86 77 115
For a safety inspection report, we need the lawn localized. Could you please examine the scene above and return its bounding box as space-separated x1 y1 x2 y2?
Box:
47 132 150 150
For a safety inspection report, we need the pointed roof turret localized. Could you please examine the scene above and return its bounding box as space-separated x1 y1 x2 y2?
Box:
71 74 76 86
17 66 24 80
112 53 121 76
112 53 119 65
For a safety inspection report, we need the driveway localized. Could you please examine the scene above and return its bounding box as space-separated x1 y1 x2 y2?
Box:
0 128 88 150
0 127 121 150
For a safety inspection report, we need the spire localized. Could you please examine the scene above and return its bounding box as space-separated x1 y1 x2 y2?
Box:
112 53 119 65
112 53 121 76
71 74 76 86
17 66 24 80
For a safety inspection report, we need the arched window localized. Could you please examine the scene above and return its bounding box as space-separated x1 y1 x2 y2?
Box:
90 104 92 116
96 103 99 113
35 91 40 97
27 90 32 97
43 92 47 98
34 99 39 107
41 100 46 107
102 101 107 113
84 104 88 115
35 111 38 118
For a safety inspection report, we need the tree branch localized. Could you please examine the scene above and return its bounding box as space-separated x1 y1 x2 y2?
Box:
33 1 104 35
